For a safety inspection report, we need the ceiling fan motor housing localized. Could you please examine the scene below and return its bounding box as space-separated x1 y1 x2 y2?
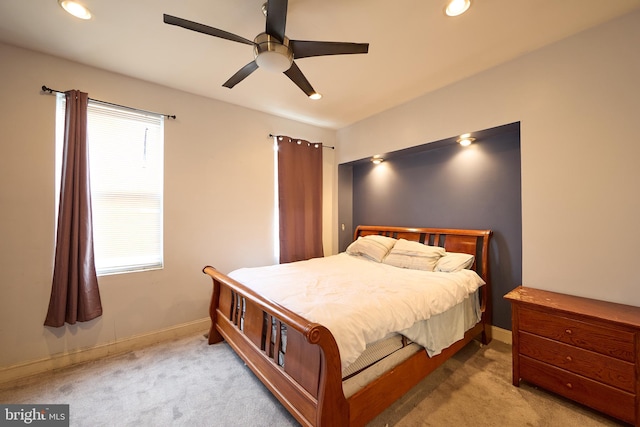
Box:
254 33 293 72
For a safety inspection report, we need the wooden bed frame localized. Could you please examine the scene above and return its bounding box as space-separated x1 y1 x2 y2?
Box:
202 225 492 426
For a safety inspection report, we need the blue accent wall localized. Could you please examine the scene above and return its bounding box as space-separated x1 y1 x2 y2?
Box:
338 123 521 330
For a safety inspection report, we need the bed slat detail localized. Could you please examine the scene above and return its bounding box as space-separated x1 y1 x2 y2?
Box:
231 293 240 327
265 314 273 357
285 328 321 397
243 299 263 348
357 230 379 238
220 286 232 321
274 319 283 366
394 231 420 242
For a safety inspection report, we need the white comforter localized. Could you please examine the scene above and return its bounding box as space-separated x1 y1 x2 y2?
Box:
228 253 485 371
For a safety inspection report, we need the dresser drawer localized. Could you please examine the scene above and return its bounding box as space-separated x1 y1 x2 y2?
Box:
520 355 635 424
519 307 635 362
519 331 635 392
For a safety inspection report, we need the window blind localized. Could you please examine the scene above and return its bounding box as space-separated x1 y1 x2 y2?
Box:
55 95 164 275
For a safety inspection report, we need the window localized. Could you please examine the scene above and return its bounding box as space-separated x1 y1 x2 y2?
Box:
55 94 164 275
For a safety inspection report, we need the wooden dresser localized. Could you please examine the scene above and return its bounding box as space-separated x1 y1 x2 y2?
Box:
505 286 640 426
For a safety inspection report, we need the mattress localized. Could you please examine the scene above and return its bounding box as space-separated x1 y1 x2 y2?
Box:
342 291 481 398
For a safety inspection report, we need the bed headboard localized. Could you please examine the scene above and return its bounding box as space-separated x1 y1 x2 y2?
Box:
353 225 492 284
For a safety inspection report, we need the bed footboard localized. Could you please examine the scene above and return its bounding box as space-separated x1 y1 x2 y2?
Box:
203 266 349 427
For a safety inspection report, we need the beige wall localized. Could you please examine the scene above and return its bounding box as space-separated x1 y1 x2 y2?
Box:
337 11 640 305
0 42 337 369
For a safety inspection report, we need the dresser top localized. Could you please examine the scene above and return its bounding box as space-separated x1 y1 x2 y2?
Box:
505 286 640 329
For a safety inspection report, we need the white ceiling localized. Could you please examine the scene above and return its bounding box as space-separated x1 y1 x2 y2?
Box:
1 0 639 129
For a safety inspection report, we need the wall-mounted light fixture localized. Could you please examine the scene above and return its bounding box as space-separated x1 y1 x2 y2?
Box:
371 155 384 165
457 133 475 147
445 0 471 17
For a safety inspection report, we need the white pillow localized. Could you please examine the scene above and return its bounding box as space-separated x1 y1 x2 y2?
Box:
434 252 475 272
346 235 397 262
382 239 446 271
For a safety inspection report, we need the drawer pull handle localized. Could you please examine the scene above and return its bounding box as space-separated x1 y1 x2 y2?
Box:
565 329 572 335
566 383 573 389
566 356 572 362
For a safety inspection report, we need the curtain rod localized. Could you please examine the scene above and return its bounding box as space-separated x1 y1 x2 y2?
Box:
269 134 334 149
41 85 176 120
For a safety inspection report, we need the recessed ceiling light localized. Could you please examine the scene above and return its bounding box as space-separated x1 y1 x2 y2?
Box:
445 0 471 17
58 0 92 20
309 92 322 100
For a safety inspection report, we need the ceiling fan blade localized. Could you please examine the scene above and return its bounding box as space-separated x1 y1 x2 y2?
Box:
291 40 369 59
283 62 316 97
265 0 288 42
223 61 259 88
163 14 255 46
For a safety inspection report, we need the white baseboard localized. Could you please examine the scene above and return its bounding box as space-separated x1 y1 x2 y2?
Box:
0 318 211 386
491 325 512 345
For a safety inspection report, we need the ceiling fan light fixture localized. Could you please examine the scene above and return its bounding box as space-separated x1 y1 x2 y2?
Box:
309 92 322 100
445 0 471 17
254 33 293 73
256 51 293 72
58 0 92 20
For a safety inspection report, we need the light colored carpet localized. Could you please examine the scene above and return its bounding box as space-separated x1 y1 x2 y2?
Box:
0 333 624 426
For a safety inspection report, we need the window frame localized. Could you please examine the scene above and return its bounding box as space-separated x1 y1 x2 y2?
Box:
55 94 165 276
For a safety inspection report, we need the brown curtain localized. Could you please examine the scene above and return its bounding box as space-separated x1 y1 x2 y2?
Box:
277 136 324 263
44 90 102 327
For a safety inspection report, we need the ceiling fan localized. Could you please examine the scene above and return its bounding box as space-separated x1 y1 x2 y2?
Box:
163 0 369 99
